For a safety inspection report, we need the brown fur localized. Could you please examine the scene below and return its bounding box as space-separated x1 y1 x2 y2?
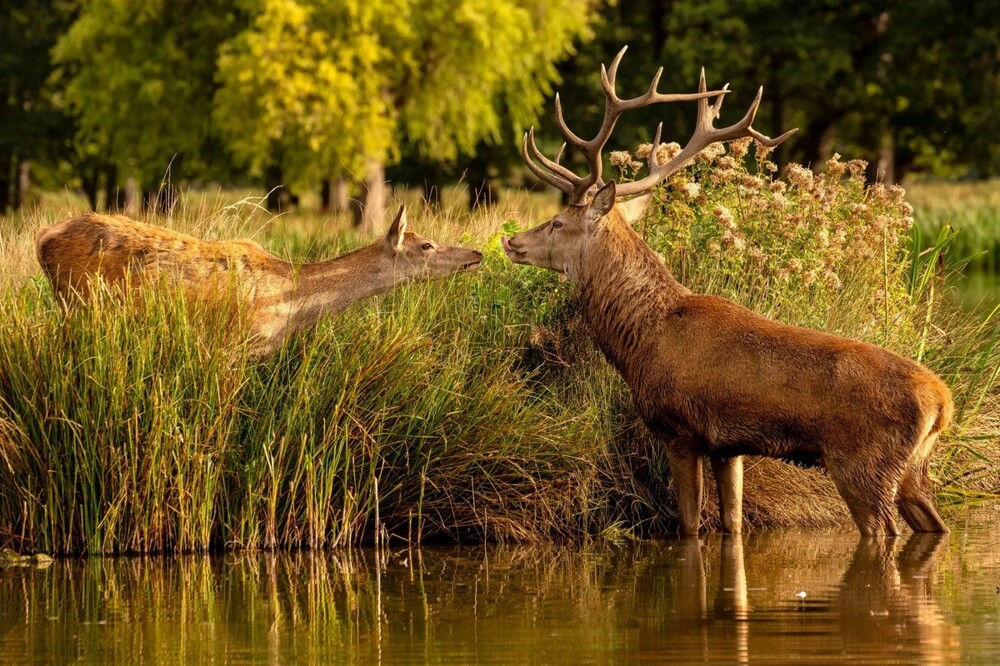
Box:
503 182 951 536
36 210 482 355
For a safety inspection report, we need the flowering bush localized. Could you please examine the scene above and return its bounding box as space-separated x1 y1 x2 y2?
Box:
615 138 919 349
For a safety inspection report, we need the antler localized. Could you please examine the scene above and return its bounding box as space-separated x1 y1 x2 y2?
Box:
522 46 798 204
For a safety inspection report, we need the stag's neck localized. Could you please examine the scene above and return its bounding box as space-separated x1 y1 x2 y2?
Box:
579 214 690 381
281 244 399 333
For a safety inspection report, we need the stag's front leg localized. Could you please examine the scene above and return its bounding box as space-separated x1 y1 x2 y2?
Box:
710 455 744 535
666 441 703 536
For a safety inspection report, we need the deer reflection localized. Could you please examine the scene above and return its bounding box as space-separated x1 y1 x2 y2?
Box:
835 533 959 660
655 531 957 665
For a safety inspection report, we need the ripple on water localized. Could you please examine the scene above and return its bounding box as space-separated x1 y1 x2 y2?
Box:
0 512 998 664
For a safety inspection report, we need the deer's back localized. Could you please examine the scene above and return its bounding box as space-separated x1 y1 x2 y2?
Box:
36 213 286 299
631 294 950 456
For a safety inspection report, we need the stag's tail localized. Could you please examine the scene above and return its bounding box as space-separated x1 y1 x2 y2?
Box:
897 378 952 533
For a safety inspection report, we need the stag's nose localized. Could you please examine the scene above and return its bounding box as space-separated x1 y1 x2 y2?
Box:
473 250 483 257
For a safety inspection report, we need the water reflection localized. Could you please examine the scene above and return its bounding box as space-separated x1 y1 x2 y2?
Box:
0 528 994 663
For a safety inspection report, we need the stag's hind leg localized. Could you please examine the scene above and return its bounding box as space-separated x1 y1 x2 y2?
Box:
896 438 949 534
828 459 901 536
710 455 743 535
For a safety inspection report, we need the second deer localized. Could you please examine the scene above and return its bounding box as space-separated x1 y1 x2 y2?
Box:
503 47 951 536
37 206 483 355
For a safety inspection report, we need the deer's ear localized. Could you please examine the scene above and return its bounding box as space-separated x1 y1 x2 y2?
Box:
589 180 617 219
385 205 407 252
617 193 652 225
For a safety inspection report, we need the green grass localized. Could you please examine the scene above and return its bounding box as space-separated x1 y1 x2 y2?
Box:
0 161 997 555
908 179 1000 274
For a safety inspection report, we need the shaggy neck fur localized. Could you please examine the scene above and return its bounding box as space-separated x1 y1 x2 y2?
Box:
578 208 690 383
283 244 401 333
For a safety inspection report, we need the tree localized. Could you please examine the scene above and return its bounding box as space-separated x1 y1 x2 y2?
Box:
214 0 598 227
53 0 243 212
0 0 77 213
555 0 1000 183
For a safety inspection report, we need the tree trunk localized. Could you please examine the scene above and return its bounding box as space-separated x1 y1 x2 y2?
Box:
875 129 895 184
15 160 30 210
265 163 285 213
322 175 350 214
355 157 387 232
801 118 838 171
0 153 10 214
81 166 99 211
124 177 140 215
105 163 127 212
769 78 789 171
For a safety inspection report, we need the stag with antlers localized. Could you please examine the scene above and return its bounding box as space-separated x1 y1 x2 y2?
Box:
503 46 950 537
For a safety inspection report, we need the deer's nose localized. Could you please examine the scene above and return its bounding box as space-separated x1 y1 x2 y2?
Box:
473 250 483 257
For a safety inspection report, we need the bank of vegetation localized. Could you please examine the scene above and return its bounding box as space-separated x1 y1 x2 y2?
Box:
0 146 997 555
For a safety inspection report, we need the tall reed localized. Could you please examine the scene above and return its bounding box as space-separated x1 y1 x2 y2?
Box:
0 153 996 555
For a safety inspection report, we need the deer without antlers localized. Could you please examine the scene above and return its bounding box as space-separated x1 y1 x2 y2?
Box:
37 207 482 356
504 47 950 536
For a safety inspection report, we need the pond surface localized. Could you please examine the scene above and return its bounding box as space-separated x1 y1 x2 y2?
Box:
956 269 1000 311
1 513 998 664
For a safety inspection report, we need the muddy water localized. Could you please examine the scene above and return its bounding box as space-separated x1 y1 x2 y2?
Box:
1 514 998 664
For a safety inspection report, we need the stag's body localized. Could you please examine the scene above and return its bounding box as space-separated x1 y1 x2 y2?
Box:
578 207 951 536
504 45 950 536
37 210 481 355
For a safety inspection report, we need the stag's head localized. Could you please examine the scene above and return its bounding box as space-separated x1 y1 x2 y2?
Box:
503 45 796 281
384 206 483 279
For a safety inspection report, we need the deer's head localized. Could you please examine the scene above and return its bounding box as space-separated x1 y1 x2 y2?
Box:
502 181 646 280
503 45 795 282
384 206 482 279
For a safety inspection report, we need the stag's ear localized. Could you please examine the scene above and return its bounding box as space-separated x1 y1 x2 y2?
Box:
385 205 408 252
589 180 617 219
617 193 652 225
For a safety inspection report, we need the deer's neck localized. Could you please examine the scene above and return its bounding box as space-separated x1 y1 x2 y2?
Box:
579 217 689 382
281 244 399 334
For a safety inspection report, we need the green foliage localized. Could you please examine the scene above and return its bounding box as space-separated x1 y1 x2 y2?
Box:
0 0 77 209
558 0 1000 179
214 0 597 187
213 0 397 183
52 0 243 185
907 179 1000 275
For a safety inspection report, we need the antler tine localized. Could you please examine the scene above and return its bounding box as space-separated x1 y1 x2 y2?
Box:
521 46 747 204
603 45 628 93
751 126 799 148
617 74 798 198
521 131 575 195
527 127 578 183
710 83 730 123
648 122 665 168
554 94 587 149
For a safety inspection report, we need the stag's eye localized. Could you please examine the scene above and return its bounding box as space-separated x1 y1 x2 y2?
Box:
421 243 434 251
551 220 563 230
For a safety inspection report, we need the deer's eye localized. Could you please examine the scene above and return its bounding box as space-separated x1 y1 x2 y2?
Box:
421 243 434 251
552 220 563 230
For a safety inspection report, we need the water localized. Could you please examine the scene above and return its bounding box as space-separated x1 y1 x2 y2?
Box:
1 515 998 664
956 269 999 311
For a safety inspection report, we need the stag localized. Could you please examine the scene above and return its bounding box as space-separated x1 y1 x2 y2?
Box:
502 47 950 536
37 207 482 355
